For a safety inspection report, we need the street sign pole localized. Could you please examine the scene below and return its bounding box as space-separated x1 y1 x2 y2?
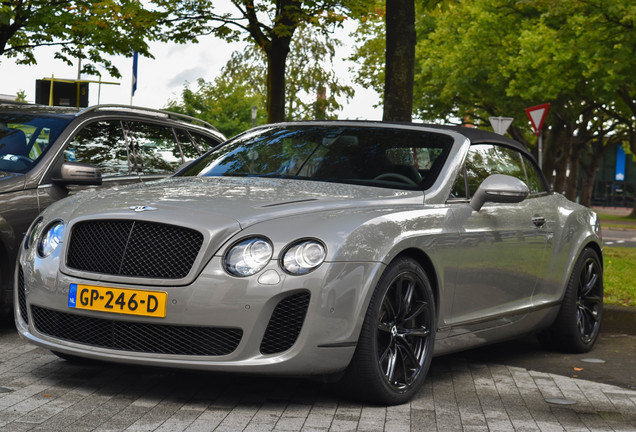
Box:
538 132 543 169
525 103 550 169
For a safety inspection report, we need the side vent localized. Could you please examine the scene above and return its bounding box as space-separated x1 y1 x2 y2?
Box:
18 266 28 324
260 292 310 355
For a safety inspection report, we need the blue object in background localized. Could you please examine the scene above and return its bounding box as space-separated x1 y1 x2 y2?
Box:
132 51 138 96
615 146 626 181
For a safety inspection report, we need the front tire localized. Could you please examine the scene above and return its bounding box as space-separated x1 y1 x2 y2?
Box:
538 248 603 353
343 257 436 405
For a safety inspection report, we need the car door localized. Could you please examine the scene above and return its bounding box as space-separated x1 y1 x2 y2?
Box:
446 143 551 329
37 119 142 209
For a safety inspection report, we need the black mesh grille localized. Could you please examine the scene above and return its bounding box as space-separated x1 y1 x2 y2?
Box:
66 220 204 279
18 266 28 324
260 292 310 355
31 306 242 356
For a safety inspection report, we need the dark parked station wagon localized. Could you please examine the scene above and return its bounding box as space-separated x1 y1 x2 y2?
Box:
0 103 226 314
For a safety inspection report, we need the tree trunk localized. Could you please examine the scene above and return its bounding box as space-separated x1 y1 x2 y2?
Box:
553 135 571 195
579 139 605 207
535 117 568 187
565 143 581 202
544 119 570 192
267 38 291 123
580 160 601 207
383 0 415 122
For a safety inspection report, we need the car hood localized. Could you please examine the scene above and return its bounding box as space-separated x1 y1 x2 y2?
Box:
57 176 425 229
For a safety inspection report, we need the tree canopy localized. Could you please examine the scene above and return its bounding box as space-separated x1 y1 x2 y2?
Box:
0 0 161 78
154 0 349 123
350 0 636 206
166 24 354 138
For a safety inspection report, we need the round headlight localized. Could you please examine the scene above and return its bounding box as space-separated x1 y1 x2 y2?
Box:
37 221 66 258
24 218 44 250
224 237 273 276
282 240 326 275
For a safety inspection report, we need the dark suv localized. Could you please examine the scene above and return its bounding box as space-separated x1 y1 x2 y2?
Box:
0 103 226 315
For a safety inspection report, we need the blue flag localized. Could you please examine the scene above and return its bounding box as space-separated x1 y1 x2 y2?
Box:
616 145 626 181
132 51 138 96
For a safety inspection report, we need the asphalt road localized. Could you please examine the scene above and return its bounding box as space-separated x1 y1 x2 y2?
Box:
602 227 636 248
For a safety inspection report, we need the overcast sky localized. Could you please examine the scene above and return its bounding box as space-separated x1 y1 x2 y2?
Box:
0 25 382 121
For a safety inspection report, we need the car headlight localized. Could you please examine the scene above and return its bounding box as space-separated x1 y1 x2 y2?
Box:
24 218 44 250
37 221 66 258
224 237 273 276
282 239 326 275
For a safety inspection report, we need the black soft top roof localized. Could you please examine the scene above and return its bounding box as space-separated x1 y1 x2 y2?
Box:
265 120 533 159
422 124 529 153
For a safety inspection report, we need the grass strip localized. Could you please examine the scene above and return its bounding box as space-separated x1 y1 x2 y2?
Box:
603 246 636 307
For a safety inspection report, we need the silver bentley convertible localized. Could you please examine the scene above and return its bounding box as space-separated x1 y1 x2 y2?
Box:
15 121 603 404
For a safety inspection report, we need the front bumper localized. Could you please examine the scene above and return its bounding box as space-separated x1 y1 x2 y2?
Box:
16 256 385 375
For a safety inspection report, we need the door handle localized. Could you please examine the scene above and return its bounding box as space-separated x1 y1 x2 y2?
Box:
532 216 546 227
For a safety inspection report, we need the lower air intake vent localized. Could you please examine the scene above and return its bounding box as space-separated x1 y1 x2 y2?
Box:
31 306 242 356
18 266 28 324
260 291 310 355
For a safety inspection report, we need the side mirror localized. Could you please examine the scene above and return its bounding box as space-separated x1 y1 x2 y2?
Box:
470 174 529 211
52 162 102 186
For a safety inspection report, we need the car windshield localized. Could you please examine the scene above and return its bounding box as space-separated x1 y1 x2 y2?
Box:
178 125 453 190
0 113 72 174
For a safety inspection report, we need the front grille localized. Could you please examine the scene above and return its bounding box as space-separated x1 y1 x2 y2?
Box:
260 292 310 355
66 220 203 279
32 306 242 356
18 266 28 324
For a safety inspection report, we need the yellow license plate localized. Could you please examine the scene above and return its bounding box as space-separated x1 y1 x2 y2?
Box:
68 283 167 318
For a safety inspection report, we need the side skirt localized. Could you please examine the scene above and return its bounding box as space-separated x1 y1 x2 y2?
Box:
432 303 560 356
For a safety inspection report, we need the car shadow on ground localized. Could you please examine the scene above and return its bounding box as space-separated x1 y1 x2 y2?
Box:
442 331 636 391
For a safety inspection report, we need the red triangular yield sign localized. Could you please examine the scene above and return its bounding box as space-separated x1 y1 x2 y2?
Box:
525 103 550 136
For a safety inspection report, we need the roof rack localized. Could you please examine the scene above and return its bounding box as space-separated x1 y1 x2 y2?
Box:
76 104 222 133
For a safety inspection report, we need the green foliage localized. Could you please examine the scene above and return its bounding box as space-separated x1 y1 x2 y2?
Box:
166 24 353 136
0 1 162 78
165 63 265 139
604 247 636 307
348 0 635 204
283 25 354 120
14 89 27 102
414 0 636 206
152 1 350 122
347 0 442 108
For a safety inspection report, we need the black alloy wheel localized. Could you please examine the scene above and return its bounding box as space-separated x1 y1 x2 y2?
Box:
575 255 603 344
537 248 603 353
343 257 435 404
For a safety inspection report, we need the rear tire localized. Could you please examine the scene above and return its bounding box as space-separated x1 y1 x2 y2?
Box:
342 257 435 405
537 248 603 353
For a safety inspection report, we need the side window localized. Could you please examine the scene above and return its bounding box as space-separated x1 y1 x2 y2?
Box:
191 132 223 150
66 121 132 177
450 166 468 199
126 122 183 175
175 129 204 161
522 156 547 194
464 144 526 197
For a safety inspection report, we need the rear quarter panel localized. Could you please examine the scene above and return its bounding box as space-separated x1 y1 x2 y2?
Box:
532 193 602 308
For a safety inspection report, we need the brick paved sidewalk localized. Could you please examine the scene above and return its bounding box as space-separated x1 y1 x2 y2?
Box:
1 329 635 432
